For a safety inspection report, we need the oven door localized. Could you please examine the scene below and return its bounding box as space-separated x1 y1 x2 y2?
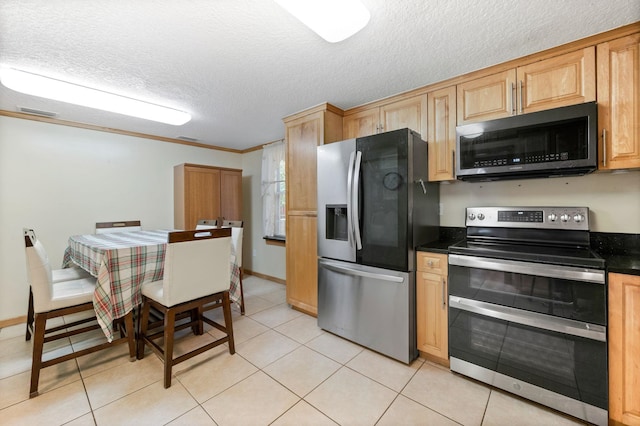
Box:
448 254 606 325
448 254 607 425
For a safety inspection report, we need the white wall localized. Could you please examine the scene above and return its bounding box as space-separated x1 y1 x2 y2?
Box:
0 116 243 320
440 170 640 233
241 149 286 281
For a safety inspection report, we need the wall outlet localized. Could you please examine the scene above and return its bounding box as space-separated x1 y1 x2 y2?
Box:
439 203 443 215
253 249 257 257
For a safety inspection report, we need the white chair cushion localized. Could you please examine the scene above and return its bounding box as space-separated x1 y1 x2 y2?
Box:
52 266 91 283
35 277 96 313
195 224 216 230
141 279 164 303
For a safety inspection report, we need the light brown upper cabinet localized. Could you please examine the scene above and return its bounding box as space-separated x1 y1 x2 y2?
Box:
343 94 427 139
174 164 242 230
597 33 640 170
427 86 457 181
283 103 343 316
457 47 596 125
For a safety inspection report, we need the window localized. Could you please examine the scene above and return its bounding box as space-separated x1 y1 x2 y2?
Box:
262 140 286 239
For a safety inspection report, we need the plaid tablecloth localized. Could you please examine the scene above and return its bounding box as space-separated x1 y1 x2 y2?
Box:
63 229 241 341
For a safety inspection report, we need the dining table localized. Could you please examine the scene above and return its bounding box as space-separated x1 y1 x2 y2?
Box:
62 229 241 341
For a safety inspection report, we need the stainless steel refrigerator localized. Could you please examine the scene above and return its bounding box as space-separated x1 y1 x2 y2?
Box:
316 128 439 364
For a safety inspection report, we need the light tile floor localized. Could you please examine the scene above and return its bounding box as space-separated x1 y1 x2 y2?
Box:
0 276 588 426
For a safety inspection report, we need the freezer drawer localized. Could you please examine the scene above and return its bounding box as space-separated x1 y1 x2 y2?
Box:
317 258 417 364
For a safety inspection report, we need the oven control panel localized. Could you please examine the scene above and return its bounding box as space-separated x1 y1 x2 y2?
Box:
465 206 590 230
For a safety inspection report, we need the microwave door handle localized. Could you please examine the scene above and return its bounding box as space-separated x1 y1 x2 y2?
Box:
352 151 363 250
346 151 356 248
518 80 523 114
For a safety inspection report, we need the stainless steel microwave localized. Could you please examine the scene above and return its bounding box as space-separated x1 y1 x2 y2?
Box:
455 102 597 181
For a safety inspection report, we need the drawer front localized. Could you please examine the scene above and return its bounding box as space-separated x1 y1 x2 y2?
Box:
417 252 448 275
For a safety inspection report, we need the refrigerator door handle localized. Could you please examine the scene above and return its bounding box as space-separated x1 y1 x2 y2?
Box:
346 151 356 248
319 260 405 283
352 151 363 250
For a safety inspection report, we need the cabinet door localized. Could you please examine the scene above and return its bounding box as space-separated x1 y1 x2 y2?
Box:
457 70 516 125
220 169 242 221
427 86 456 181
608 273 640 425
286 113 322 212
381 94 427 137
597 33 640 170
285 215 318 315
343 108 379 139
416 252 449 364
184 166 221 230
518 47 596 114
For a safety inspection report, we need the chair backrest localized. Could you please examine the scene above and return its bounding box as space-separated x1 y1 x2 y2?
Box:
95 220 142 234
222 220 243 227
23 229 54 312
162 229 231 307
195 219 217 230
230 227 243 267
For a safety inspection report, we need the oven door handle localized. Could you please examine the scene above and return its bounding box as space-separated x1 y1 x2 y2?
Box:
448 254 605 284
449 296 607 342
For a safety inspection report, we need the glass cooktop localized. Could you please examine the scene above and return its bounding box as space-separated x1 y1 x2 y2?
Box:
448 239 605 269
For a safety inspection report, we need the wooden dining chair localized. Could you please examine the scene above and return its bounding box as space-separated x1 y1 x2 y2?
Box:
95 220 142 234
23 229 92 341
195 219 217 229
222 220 243 227
137 228 235 388
24 230 136 398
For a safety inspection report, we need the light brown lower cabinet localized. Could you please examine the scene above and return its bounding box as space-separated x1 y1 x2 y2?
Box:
609 272 640 426
416 251 449 366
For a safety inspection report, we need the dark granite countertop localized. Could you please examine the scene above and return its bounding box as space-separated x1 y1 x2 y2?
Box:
417 227 465 255
591 232 640 276
600 255 640 276
417 240 458 254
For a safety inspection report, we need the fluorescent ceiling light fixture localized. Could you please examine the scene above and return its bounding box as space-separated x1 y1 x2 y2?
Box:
275 0 370 43
0 68 191 125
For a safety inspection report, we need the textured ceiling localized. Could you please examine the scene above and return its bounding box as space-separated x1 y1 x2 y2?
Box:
0 1 638 151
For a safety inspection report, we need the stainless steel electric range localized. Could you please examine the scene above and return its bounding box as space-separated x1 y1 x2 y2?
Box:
448 206 607 426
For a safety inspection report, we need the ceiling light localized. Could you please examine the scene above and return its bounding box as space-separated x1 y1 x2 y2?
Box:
274 0 370 43
0 68 191 125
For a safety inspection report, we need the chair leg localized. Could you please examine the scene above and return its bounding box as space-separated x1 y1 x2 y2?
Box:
25 287 34 341
29 313 47 398
190 307 203 335
124 311 136 361
222 291 235 354
137 301 151 360
239 272 245 315
163 309 176 388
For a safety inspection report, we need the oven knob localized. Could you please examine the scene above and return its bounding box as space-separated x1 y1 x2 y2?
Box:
548 213 557 222
560 214 570 222
573 214 584 223
477 213 485 220
468 213 476 220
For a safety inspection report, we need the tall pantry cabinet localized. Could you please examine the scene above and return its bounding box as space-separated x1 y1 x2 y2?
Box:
174 163 242 230
283 103 343 316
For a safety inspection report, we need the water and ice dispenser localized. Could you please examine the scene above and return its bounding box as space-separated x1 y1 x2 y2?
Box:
325 205 348 241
